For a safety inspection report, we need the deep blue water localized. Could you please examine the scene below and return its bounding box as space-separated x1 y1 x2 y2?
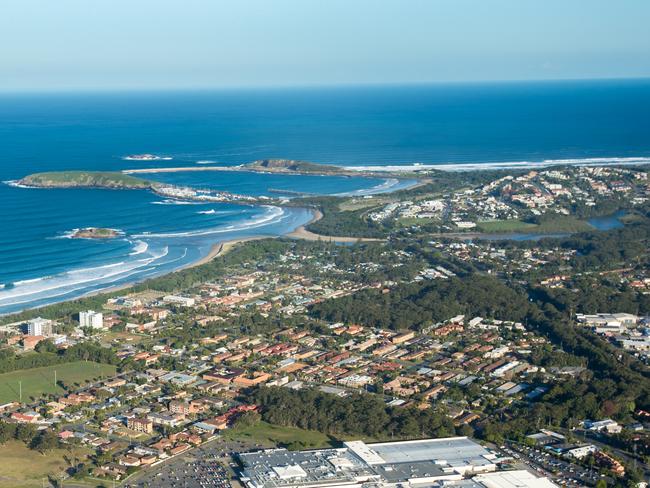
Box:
1 80 649 313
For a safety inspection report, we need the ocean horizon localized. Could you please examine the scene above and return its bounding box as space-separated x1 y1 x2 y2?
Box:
1 79 650 314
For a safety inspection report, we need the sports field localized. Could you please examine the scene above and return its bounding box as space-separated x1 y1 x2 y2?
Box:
0 361 116 403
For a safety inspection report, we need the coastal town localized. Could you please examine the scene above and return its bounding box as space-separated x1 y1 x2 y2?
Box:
368 166 648 232
3 1 650 486
0 161 648 487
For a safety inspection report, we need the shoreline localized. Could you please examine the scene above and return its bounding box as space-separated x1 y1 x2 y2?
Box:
342 157 650 173
122 156 650 177
0 206 383 316
185 235 273 269
41 235 276 307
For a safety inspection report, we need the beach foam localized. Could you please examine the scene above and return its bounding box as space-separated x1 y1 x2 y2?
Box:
134 205 285 238
0 246 170 307
129 240 149 256
343 156 650 172
151 199 204 205
337 178 404 196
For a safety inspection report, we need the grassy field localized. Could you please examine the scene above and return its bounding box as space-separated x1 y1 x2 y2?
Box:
339 198 387 211
477 216 593 234
0 361 116 403
397 216 441 226
477 219 538 233
221 421 336 449
0 440 91 488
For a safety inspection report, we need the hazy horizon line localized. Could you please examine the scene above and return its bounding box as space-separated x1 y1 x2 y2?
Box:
2 75 650 96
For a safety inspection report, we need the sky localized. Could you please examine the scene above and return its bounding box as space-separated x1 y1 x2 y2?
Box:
1 0 649 91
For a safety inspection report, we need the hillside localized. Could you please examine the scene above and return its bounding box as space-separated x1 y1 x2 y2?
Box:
19 171 153 189
244 159 343 174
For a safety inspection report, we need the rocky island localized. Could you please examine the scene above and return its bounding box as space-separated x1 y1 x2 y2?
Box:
70 227 121 239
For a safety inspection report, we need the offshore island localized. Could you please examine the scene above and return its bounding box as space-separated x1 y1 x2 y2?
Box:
69 227 121 239
17 170 277 205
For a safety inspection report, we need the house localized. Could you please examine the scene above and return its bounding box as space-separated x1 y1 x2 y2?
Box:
391 331 416 344
594 451 625 476
11 411 39 423
169 400 206 415
232 371 272 387
127 417 153 434
104 378 127 388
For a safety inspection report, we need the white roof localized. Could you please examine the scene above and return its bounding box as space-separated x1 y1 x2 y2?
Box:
344 440 385 465
271 465 307 480
473 470 558 488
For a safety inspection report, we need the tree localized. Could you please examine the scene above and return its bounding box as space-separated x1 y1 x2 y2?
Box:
14 423 37 443
0 422 16 443
233 411 262 429
30 430 59 453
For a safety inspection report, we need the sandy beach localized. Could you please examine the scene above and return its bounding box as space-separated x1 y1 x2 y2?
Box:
189 207 386 270
191 208 385 270
185 235 272 269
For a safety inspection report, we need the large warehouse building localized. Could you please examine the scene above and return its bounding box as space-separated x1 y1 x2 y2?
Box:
237 437 557 488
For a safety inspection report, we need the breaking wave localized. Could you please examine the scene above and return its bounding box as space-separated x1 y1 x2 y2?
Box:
129 240 149 256
0 247 169 307
344 156 650 172
133 206 286 238
151 199 204 205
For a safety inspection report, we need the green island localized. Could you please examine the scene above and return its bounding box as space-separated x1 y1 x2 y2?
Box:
18 171 153 189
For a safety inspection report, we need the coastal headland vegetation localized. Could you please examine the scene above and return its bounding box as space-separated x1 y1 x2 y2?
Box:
18 171 152 189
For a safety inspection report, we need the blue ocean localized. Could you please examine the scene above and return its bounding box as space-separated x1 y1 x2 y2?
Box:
1 80 650 313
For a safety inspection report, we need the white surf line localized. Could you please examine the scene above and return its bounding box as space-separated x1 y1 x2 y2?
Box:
343 156 650 172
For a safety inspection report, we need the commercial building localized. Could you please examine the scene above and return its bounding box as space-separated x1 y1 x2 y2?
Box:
238 437 500 488
447 470 558 487
163 295 196 307
576 313 638 330
79 310 104 329
26 317 52 336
